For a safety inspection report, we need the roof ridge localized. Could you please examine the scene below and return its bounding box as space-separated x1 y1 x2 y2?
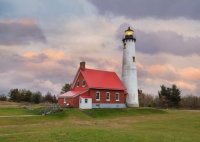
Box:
84 68 116 73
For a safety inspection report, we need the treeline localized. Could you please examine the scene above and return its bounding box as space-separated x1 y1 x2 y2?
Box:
0 89 57 104
139 93 200 109
139 87 200 109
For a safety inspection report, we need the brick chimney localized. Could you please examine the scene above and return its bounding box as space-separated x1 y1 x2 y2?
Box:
80 61 85 71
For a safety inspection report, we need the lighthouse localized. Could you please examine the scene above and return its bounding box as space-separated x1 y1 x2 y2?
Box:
122 27 139 107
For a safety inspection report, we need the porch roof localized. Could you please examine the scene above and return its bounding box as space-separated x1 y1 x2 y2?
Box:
58 89 88 98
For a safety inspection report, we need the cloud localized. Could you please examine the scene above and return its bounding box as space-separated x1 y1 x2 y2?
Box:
180 67 200 81
0 20 46 45
89 0 200 20
175 81 196 91
135 30 200 56
0 0 200 98
0 0 98 23
0 51 76 95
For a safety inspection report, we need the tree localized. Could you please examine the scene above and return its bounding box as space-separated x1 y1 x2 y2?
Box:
9 89 21 102
32 91 42 104
42 92 54 103
158 84 181 107
60 83 71 94
138 89 154 107
24 90 33 102
0 94 7 101
53 95 57 103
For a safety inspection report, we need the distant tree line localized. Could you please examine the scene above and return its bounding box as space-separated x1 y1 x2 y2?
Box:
0 89 57 104
1 83 200 109
139 84 200 109
0 83 71 103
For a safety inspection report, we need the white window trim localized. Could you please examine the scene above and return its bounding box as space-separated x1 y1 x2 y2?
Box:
82 80 86 87
64 97 66 103
116 93 120 101
96 92 100 101
106 92 110 101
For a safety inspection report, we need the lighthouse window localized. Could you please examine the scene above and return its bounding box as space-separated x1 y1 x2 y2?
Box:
116 93 120 101
123 43 126 49
132 56 135 62
96 92 100 101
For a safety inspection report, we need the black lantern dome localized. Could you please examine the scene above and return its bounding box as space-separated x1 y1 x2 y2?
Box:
122 27 136 43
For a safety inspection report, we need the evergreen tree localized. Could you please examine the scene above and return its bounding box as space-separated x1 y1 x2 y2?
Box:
43 92 54 103
60 83 71 94
158 84 181 107
32 91 42 104
9 89 20 102
24 90 33 102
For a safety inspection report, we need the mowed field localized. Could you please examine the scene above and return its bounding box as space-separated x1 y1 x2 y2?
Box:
0 102 200 142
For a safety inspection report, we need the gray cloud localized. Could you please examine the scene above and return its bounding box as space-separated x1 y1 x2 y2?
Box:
90 0 200 19
115 24 200 56
136 30 200 56
0 22 46 45
0 53 76 95
0 53 24 72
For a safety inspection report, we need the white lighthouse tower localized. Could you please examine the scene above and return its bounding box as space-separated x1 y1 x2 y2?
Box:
122 27 139 107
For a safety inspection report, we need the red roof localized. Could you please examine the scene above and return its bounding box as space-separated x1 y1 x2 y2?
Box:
59 89 88 98
80 68 126 90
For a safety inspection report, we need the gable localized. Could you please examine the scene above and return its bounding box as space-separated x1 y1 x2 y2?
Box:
71 68 90 90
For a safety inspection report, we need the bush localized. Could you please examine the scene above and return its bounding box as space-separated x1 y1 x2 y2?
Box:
0 94 7 101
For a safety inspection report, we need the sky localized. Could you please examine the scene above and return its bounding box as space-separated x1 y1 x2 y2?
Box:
0 0 200 97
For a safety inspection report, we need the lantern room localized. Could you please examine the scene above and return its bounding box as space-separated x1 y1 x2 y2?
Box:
125 27 133 35
122 27 136 43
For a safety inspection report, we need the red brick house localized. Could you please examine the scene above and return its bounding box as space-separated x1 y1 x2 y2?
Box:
58 62 127 109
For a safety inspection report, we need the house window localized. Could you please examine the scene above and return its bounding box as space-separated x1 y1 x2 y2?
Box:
64 97 66 103
96 92 100 101
77 80 79 87
116 93 120 101
106 92 110 101
85 99 88 103
82 80 86 87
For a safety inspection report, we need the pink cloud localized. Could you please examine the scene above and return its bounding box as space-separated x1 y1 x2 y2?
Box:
147 64 176 75
175 81 196 91
180 67 200 80
23 49 68 60
17 19 37 25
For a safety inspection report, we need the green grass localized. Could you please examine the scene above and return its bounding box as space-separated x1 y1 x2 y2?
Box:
83 107 166 118
0 107 42 116
0 103 200 142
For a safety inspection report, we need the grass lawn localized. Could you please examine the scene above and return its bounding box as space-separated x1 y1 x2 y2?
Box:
0 102 200 142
